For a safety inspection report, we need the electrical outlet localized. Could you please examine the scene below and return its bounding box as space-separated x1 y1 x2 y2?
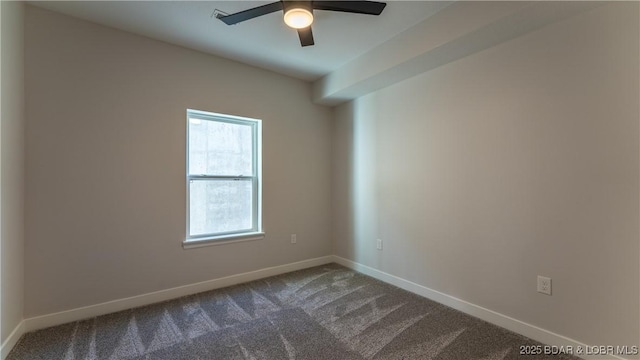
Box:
291 234 297 244
537 276 551 295
376 239 382 250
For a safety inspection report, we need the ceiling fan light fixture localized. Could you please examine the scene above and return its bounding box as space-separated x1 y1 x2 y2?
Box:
218 1 387 46
284 7 313 29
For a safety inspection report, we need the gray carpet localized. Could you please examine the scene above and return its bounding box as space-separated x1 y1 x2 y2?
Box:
9 263 579 360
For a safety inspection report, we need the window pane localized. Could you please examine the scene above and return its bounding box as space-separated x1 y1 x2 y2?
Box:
189 118 253 176
189 179 253 236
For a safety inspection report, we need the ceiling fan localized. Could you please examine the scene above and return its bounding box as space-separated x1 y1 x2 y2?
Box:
216 1 387 47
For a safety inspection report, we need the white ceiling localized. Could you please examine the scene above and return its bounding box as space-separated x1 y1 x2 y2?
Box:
30 1 453 81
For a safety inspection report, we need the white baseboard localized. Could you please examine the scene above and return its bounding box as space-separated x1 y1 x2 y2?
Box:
1 320 25 360
23 255 334 333
8 255 632 360
332 255 629 360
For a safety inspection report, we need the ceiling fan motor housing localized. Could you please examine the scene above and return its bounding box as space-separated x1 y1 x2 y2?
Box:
283 1 313 14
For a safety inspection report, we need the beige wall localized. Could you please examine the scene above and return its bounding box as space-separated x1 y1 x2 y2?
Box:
1 0 25 344
333 2 639 349
24 6 332 317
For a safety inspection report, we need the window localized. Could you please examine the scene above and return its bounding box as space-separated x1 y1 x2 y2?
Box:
185 109 262 247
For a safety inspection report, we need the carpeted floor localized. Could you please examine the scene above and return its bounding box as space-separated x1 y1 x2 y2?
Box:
9 263 579 360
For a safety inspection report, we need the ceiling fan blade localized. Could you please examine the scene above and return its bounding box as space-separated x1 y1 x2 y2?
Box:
218 1 284 25
312 1 386 15
297 27 315 47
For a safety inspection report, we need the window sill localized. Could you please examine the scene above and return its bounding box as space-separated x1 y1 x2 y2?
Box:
183 232 265 249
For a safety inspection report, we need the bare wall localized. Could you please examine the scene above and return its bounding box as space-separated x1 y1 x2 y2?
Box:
1 0 25 344
24 6 332 317
332 3 639 349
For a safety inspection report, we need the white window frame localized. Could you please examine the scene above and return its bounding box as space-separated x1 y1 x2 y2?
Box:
184 109 263 249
